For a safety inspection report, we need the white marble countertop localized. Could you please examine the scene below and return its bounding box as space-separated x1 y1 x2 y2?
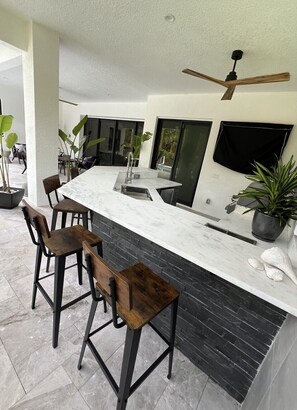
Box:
59 166 297 317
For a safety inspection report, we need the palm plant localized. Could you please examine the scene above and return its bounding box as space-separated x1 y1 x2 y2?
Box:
123 131 152 159
58 115 105 181
0 115 18 193
234 156 297 225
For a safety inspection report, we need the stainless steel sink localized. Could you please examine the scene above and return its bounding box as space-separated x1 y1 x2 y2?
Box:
205 223 257 245
121 185 152 201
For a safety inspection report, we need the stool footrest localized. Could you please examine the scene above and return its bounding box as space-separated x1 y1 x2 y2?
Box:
36 283 54 309
60 291 91 311
89 318 113 338
38 272 55 281
87 338 119 395
130 347 171 396
34 283 91 313
149 322 170 345
85 318 172 401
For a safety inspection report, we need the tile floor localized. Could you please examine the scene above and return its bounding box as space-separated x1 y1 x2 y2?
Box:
0 161 240 410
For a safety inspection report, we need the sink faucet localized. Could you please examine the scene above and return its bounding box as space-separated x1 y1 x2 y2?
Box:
125 152 134 183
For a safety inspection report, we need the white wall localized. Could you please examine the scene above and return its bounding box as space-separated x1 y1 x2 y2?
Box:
1 82 25 142
59 101 147 133
141 92 297 218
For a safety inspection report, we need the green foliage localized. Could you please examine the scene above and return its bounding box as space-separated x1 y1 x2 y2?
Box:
234 156 297 224
58 115 105 180
0 115 18 192
123 132 152 159
156 128 178 166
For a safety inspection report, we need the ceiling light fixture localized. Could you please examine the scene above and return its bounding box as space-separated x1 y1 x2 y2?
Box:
165 14 175 23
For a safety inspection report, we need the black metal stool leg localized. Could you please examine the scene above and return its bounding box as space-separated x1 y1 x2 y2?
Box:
51 210 58 231
53 255 66 348
82 213 88 229
46 252 52 273
61 212 67 228
117 327 142 410
76 251 83 285
167 298 179 379
78 298 99 370
32 245 42 309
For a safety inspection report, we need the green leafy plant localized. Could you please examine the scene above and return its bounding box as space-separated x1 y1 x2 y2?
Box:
234 156 297 224
123 131 152 159
0 115 18 192
58 115 105 181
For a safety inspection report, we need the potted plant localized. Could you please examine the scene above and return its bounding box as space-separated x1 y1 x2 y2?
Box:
58 115 105 181
234 156 297 242
0 115 24 209
122 131 152 166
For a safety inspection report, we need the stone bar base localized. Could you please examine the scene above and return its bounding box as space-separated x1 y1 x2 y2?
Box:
92 212 286 403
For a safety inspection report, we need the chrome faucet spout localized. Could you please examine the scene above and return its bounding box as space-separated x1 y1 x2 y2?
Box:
125 152 134 183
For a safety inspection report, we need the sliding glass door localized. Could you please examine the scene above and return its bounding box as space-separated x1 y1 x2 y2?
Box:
84 118 143 166
151 119 212 207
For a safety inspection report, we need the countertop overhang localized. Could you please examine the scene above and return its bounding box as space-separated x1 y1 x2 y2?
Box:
59 166 297 317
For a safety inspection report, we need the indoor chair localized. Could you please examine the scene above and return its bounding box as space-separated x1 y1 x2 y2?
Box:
78 241 179 410
22 200 105 348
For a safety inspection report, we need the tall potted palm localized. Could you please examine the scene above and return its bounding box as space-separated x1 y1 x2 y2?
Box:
0 115 24 209
59 115 105 181
234 156 297 242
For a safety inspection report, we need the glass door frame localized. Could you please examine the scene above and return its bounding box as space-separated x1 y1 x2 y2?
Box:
151 118 212 207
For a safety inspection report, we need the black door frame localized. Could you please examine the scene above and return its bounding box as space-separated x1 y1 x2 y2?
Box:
151 118 212 207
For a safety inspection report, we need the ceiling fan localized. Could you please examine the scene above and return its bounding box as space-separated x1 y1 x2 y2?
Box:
182 50 290 100
59 99 78 106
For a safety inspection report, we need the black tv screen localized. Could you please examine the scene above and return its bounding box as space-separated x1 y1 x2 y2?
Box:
213 121 293 174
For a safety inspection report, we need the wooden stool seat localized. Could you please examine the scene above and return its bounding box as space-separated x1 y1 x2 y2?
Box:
53 198 89 214
96 262 179 330
22 200 104 348
45 225 100 257
78 241 179 410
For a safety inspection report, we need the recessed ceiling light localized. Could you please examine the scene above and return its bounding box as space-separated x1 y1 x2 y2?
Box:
165 14 175 23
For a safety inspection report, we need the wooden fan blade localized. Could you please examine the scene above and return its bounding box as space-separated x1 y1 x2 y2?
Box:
227 72 290 86
182 68 226 87
221 86 236 100
59 98 78 106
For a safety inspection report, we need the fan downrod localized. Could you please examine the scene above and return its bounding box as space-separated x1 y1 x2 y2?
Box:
225 49 243 81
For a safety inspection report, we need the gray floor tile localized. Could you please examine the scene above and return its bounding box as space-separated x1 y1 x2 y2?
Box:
0 341 25 410
197 380 239 410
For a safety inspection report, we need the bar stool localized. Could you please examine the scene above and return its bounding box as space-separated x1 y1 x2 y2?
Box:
43 174 89 230
78 241 180 410
22 200 105 348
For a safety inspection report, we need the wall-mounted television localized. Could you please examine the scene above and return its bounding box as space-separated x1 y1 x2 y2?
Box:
213 121 293 174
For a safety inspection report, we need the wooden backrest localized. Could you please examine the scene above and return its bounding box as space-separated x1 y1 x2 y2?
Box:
43 174 61 195
83 241 132 311
22 199 51 241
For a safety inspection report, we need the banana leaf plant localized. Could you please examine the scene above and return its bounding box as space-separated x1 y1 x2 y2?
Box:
122 131 152 160
0 115 18 193
58 115 105 181
234 156 297 225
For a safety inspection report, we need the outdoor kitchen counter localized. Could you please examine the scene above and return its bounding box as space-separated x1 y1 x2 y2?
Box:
59 165 297 317
59 165 297 402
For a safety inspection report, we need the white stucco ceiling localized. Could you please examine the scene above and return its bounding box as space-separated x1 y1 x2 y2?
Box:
0 0 296 103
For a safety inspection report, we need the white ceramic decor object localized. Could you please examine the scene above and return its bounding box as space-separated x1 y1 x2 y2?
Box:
263 263 284 281
248 258 265 271
261 247 297 286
